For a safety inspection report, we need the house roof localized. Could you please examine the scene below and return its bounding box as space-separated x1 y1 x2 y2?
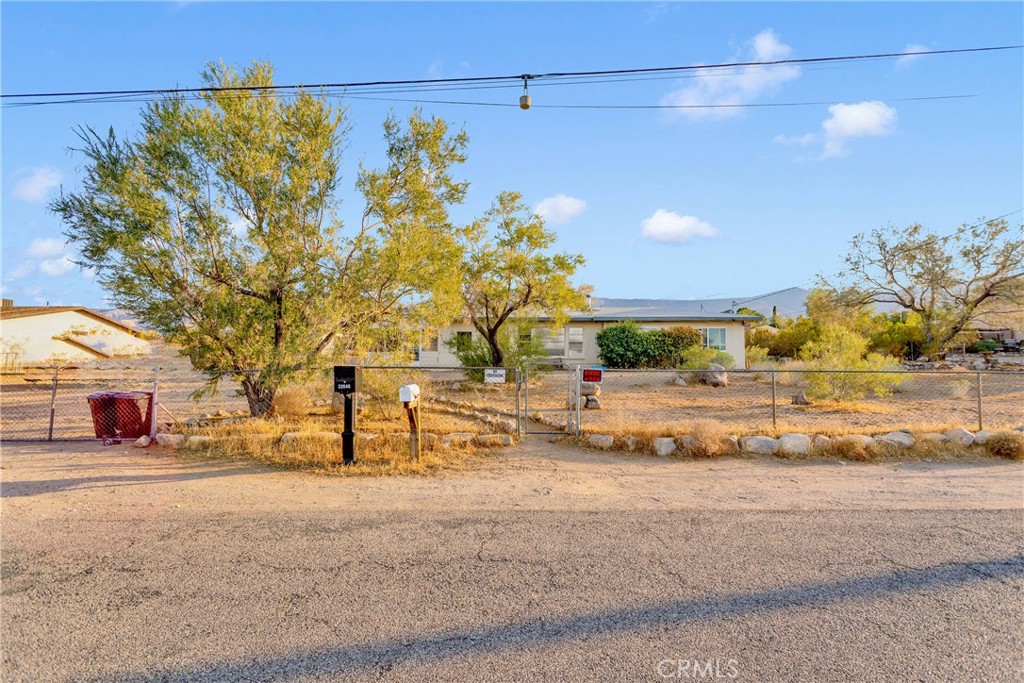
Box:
0 306 144 337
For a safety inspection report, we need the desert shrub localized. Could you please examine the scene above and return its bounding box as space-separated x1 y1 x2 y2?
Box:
682 420 733 458
361 365 432 420
768 317 819 358
949 379 973 398
445 321 546 380
820 436 876 461
596 321 657 368
680 347 735 370
774 359 808 386
985 431 1024 460
746 326 776 355
271 386 312 417
799 326 903 402
648 326 702 367
966 339 999 354
745 344 770 368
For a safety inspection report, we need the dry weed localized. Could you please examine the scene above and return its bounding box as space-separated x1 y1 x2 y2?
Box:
985 431 1024 460
271 386 312 417
681 420 732 458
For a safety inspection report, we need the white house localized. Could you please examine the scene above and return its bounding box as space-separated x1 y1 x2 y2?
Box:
416 296 763 368
0 302 150 367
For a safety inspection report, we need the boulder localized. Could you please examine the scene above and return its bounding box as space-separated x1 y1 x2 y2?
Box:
696 363 729 387
877 431 916 448
943 428 975 446
133 435 152 448
580 382 602 397
778 433 811 456
673 377 688 387
971 430 995 445
474 434 512 448
588 434 614 450
584 396 602 410
442 432 476 448
330 393 366 416
740 436 778 455
653 437 677 457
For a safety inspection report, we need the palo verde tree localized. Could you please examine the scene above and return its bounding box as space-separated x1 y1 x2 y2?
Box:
818 218 1023 357
52 62 468 415
458 191 586 367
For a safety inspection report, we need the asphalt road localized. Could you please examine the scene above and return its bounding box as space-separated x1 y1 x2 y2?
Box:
2 442 1022 682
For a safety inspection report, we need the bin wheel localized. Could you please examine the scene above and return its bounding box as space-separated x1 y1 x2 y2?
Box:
103 438 113 446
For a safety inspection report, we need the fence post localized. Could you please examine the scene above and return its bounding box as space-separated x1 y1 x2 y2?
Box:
47 366 59 441
575 364 582 437
770 369 777 431
150 367 160 440
515 367 522 439
976 371 984 432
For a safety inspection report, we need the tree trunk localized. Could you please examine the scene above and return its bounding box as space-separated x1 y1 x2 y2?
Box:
486 329 504 367
241 377 276 417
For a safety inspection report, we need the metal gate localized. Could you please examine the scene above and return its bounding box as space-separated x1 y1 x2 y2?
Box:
522 362 581 436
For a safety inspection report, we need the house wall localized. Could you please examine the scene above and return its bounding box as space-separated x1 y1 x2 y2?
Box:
418 320 747 368
0 311 149 364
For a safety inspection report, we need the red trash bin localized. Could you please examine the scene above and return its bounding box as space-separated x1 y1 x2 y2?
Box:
113 392 154 439
86 392 118 439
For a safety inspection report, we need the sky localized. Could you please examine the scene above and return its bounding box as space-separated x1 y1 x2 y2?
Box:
2 1 1022 309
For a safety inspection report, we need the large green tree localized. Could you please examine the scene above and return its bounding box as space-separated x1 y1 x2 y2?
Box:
819 218 1023 356
459 191 586 367
52 62 468 415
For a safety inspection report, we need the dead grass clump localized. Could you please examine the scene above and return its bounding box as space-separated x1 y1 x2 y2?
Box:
272 386 312 417
681 420 732 458
819 436 876 462
985 431 1024 460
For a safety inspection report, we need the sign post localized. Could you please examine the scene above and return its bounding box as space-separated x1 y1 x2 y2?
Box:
333 366 362 465
582 368 603 384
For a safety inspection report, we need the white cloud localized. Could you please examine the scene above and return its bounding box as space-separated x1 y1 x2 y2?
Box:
822 101 897 157
12 167 62 203
5 261 37 281
896 44 930 68
26 237 67 258
39 256 76 277
535 194 587 224
661 29 801 120
641 210 718 244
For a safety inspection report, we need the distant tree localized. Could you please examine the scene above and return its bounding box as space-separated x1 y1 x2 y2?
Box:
459 191 586 367
735 306 765 322
52 62 468 416
819 218 1024 356
800 325 902 402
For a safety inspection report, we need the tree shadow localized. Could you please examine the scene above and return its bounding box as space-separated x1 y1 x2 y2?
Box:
88 554 1023 682
0 465 265 498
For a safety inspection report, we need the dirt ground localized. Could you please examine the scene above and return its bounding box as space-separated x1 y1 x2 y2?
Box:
2 437 1021 512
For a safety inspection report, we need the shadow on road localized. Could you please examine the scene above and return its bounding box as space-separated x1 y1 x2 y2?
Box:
87 554 1024 683
0 465 266 498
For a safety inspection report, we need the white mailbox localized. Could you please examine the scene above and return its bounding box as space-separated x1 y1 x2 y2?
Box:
399 384 420 403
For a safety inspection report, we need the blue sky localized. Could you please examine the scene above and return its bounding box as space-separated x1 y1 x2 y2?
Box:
2 2 1022 309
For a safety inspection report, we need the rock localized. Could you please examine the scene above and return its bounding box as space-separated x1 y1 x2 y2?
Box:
331 393 366 416
580 382 602 397
943 428 975 446
584 396 601 410
474 434 513 448
280 431 342 445
778 433 811 455
791 391 812 406
696 363 729 387
442 432 476 448
877 431 916 448
1015 426 1024 432
155 433 184 449
133 435 152 448
811 435 833 452
588 434 614 450
740 436 778 455
842 435 876 449
653 437 677 457
187 435 213 448
673 377 688 387
972 359 987 371
622 436 640 452
356 433 377 442
972 430 995 445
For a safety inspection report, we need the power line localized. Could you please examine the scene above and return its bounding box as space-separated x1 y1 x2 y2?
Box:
2 44 1019 103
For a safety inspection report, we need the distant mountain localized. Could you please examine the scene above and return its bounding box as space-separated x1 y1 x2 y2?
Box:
97 308 149 330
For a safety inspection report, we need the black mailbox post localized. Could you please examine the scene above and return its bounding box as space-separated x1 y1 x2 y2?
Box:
334 366 362 465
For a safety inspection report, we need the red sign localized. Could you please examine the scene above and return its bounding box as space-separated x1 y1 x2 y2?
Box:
582 368 603 383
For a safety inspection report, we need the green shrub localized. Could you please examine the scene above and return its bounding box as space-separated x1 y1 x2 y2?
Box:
967 339 999 354
769 317 819 358
444 321 546 380
595 321 657 368
799 326 903 401
744 344 770 368
649 326 702 367
680 347 735 370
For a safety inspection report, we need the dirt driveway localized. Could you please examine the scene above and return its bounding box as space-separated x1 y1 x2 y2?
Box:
2 440 1022 683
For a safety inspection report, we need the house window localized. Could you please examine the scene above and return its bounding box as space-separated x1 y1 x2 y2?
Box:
425 335 439 352
567 327 584 356
543 328 565 356
701 327 727 351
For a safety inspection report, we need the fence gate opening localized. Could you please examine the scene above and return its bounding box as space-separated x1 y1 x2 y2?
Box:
522 363 581 436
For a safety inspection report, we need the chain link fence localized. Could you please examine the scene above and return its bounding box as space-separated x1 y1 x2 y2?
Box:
568 368 1024 437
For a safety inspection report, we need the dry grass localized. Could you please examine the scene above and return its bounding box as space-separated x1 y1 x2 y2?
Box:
680 420 734 459
271 386 312 417
179 414 494 476
985 431 1024 460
